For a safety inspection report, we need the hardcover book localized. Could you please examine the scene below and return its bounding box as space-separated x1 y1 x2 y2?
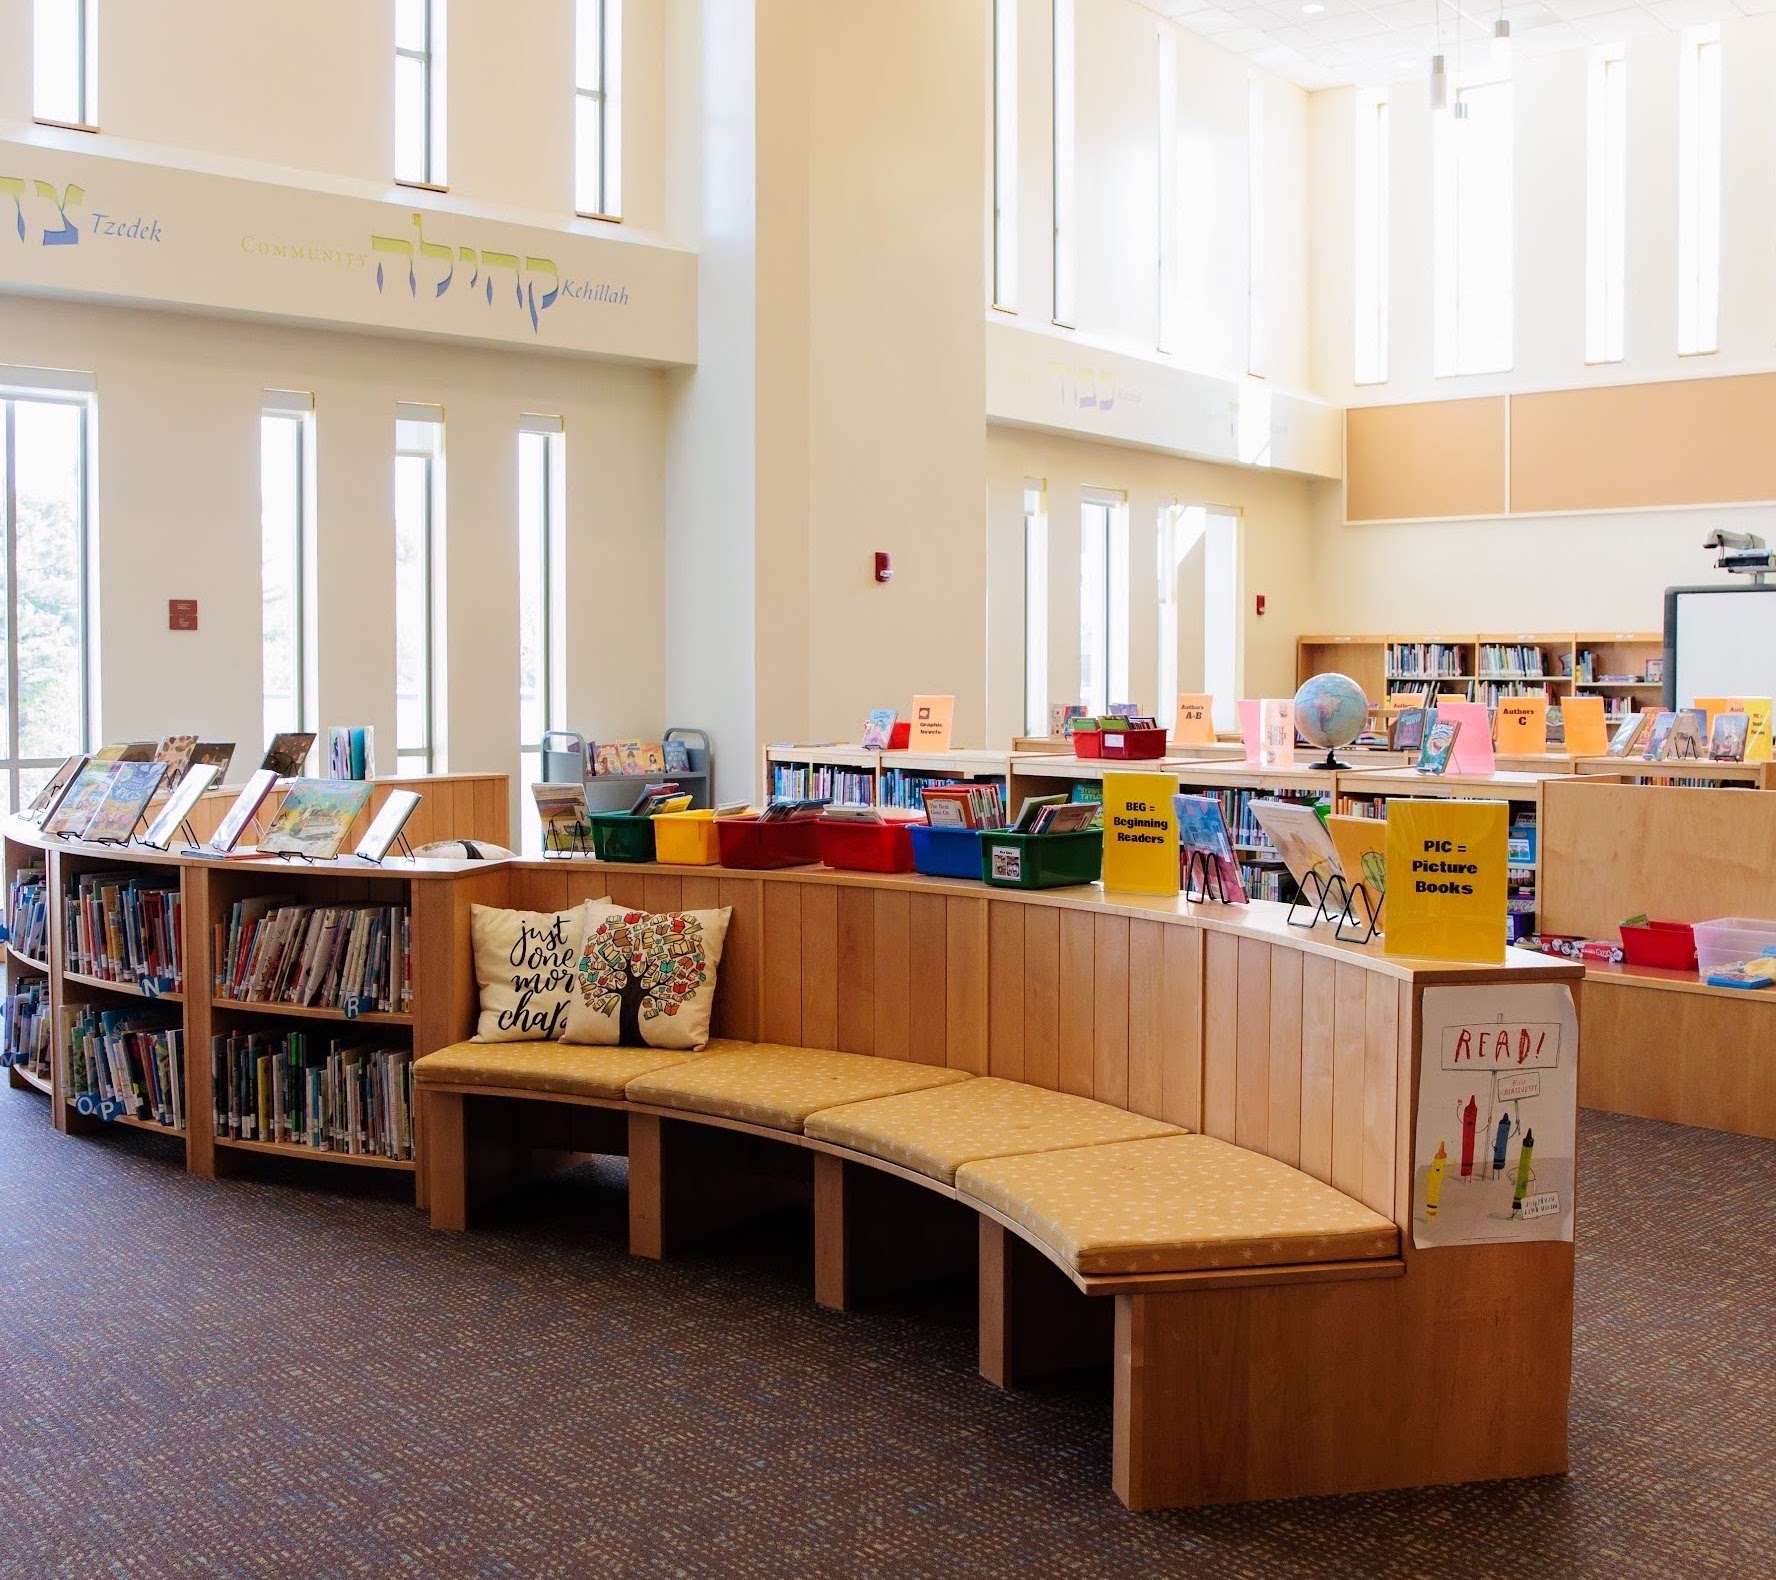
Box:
262 732 317 779
28 754 87 824
142 763 221 850
861 708 897 750
1327 816 1387 918
1172 792 1248 904
354 789 422 862
1665 709 1707 761
1249 799 1344 894
1389 706 1428 754
153 735 199 785
207 770 282 854
1415 717 1462 776
190 742 237 781
1710 712 1751 762
82 761 169 843
533 781 590 852
1606 713 1648 757
44 761 122 839
1639 711 1676 760
259 780 374 859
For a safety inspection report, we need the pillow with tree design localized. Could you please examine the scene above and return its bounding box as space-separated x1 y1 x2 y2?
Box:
563 902 732 1050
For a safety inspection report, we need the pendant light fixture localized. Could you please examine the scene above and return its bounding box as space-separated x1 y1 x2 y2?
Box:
1493 0 1512 66
1430 0 1447 111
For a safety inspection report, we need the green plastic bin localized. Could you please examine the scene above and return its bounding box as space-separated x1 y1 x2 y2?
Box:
979 829 1103 890
587 811 658 863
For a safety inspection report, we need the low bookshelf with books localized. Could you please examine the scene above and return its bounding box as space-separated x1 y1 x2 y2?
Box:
762 745 1011 811
3 836 52 1096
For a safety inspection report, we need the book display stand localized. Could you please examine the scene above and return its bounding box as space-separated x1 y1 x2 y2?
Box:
1334 882 1381 945
1286 869 1350 931
1182 849 1234 905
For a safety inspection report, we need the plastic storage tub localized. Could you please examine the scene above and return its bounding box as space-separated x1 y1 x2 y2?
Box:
1098 727 1168 760
1071 729 1107 760
816 817 918 874
653 808 722 866
587 812 658 864
979 829 1104 890
1618 919 1697 971
909 825 985 879
714 815 822 870
1694 917 1776 975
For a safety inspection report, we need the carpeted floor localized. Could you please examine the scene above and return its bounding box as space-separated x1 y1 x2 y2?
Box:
1 1087 1771 1580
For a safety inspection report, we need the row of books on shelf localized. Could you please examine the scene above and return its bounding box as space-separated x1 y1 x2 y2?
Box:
215 900 412 1013
1385 643 1469 677
2 980 49 1075
1476 681 1555 710
1575 651 1661 684
589 739 696 777
1476 643 1555 678
211 1030 414 1160
882 769 999 811
65 1005 186 1129
65 871 183 989
769 764 875 804
6 863 47 960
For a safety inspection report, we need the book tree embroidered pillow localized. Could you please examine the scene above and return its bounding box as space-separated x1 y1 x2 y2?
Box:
470 902 603 1043
563 903 732 1051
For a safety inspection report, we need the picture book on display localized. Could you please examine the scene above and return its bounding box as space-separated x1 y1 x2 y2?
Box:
44 761 121 839
1048 703 1088 737
142 763 221 850
1606 713 1648 757
1172 793 1248 904
1390 707 1428 753
206 770 281 855
532 782 590 852
262 733 316 779
1710 712 1750 762
354 789 422 862
593 741 667 777
1328 816 1387 918
1416 716 1462 775
82 761 169 844
28 755 87 825
1249 799 1343 893
1011 794 1066 832
861 709 897 750
1639 711 1677 761
758 798 828 822
1666 709 1707 761
259 780 374 859
190 742 237 782
664 738 692 774
1258 699 1296 769
153 735 199 788
327 726 375 781
1023 800 1097 835
919 782 1005 829
627 782 691 818
95 742 158 763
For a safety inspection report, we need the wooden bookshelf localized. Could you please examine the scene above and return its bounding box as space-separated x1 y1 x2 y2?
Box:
0 816 510 1198
186 771 511 849
761 745 1011 809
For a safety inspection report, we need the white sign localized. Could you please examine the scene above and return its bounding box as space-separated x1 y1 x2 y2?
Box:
1413 983 1579 1250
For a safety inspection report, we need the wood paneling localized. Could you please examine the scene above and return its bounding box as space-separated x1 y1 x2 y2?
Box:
872 889 912 1062
908 893 948 1065
1297 955 1336 1185
799 884 838 1052
1345 398 1507 522
1126 921 1165 1121
1202 932 1239 1140
835 889 875 1055
1266 950 1304 1169
760 883 802 1045
988 903 1026 1082
1233 939 1271 1152
1361 973 1400 1219
1330 964 1369 1200
1093 916 1131 1108
187 773 510 849
1158 926 1202 1132
945 898 990 1075
1058 910 1096 1097
1513 374 1776 513
1022 906 1060 1092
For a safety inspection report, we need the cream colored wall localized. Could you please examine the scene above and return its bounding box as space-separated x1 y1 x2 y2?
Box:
1306 20 1776 641
0 295 666 824
986 426 1317 743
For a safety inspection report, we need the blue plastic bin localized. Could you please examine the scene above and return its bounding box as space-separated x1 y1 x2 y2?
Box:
910 825 985 880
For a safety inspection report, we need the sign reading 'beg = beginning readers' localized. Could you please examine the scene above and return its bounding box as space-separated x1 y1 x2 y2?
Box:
1100 772 1180 895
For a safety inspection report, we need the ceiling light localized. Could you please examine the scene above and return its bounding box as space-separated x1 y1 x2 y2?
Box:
1430 50 1447 111
1493 16 1512 63
1301 3 1324 12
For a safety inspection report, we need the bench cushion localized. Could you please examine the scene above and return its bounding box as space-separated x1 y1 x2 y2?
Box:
625 1045 971 1133
804 1078 1182 1186
413 1038 717 1101
955 1135 1399 1277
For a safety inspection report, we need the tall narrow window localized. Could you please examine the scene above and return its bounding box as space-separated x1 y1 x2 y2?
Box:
1052 0 1076 326
33 0 95 128
261 394 315 749
1247 76 1266 376
1678 25 1721 357
1156 503 1209 714
1585 47 1627 364
1433 78 1514 376
576 0 623 219
395 0 447 187
1354 91 1390 385
993 0 1018 309
1078 493 1128 715
1157 30 1178 352
518 416 566 826
1022 481 1048 735
0 388 92 811
1202 508 1241 734
395 406 446 775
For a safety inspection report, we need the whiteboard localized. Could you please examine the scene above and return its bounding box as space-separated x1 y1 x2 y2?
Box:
1667 585 1776 706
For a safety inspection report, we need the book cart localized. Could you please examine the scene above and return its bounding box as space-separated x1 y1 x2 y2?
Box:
1 819 506 1199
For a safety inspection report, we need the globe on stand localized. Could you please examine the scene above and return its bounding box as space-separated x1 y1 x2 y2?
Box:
1294 673 1370 771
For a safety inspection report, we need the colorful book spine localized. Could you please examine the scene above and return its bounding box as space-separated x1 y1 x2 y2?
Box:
209 1029 413 1160
62 1004 185 1128
61 873 182 988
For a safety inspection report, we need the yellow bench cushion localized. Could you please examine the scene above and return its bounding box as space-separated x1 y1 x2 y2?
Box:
413 1038 721 1101
955 1134 1400 1277
805 1078 1181 1186
624 1044 972 1133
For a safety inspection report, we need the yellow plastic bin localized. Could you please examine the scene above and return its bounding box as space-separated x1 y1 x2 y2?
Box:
653 808 723 866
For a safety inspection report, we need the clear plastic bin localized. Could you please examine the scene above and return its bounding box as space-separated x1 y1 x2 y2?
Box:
1694 917 1776 975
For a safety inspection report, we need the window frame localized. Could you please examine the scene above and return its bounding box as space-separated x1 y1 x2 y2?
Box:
0 389 94 813
32 0 98 132
1353 90 1390 386
1432 74 1515 378
1052 0 1077 328
992 0 1019 312
517 417 567 814
575 0 624 221
395 409 446 777
395 0 448 190
1585 46 1627 366
1677 25 1721 358
260 396 315 749
1078 491 1128 716
1022 481 1048 736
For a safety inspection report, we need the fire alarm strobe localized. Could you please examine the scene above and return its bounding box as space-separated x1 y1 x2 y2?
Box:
874 551 893 583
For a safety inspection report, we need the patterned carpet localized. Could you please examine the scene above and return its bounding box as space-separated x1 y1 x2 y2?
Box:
0 1087 1771 1580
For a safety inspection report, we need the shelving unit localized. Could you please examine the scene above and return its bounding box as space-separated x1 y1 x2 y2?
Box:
3 831 52 1097
762 744 1011 809
0 818 510 1198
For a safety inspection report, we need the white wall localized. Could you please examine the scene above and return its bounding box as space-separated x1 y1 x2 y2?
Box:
0 295 666 825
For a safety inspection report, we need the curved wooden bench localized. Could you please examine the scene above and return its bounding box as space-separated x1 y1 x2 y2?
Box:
416 858 1583 1511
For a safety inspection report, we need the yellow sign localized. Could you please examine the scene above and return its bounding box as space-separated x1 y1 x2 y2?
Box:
1493 697 1547 755
1100 771 1180 896
1384 799 1508 963
1172 693 1216 746
1560 695 1609 757
908 694 955 752
1745 698 1773 762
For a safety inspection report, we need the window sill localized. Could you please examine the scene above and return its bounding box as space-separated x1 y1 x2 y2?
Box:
34 117 99 134
990 302 1019 316
396 178 450 195
1676 348 1719 359
575 210 624 224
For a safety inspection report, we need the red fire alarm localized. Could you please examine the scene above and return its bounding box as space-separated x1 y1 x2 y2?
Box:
874 551 893 584
168 599 199 631
1254 594 1267 617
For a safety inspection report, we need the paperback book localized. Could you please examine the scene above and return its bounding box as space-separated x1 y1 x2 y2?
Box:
2 978 51 1078
1710 712 1750 762
1415 717 1462 776
6 863 48 961
214 898 411 1013
141 763 221 850
64 871 183 989
27 755 87 826
354 789 422 861
326 725 375 780
919 782 1005 829
861 708 897 750
533 782 590 852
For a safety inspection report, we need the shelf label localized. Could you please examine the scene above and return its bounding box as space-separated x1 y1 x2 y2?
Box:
988 845 1022 883
0 924 11 944
138 974 158 999
343 996 362 1021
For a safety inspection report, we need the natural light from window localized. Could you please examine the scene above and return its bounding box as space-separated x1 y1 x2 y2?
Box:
1433 78 1514 377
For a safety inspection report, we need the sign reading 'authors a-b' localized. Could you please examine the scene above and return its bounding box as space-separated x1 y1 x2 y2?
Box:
1383 799 1508 963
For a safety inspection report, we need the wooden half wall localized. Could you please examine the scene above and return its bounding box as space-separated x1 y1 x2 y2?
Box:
186 773 510 849
1347 373 1776 522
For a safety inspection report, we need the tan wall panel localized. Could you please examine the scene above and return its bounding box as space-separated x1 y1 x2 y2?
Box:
1345 398 1506 522
1512 375 1776 513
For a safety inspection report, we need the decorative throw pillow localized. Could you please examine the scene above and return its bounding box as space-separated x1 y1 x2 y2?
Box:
470 902 604 1042
563 903 732 1051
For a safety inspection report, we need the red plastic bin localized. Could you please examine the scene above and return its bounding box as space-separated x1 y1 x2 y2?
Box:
714 815 821 870
816 816 919 873
1099 726 1168 760
1618 919 1697 971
